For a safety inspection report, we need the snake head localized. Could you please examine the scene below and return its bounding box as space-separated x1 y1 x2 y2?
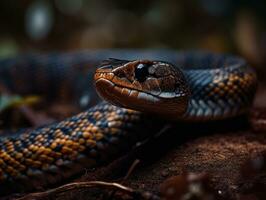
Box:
94 58 190 117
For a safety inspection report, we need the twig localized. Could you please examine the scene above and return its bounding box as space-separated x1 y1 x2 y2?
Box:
153 124 173 138
107 159 141 199
16 180 159 200
123 159 140 182
19 105 55 127
17 181 133 200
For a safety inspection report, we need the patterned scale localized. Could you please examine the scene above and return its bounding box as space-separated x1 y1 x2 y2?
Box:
177 52 257 120
0 52 102 106
0 102 161 195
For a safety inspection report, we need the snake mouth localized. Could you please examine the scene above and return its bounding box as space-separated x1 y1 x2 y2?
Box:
95 72 188 115
95 76 161 109
94 72 186 100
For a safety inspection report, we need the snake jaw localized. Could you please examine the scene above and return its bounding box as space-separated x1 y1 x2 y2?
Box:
95 59 190 116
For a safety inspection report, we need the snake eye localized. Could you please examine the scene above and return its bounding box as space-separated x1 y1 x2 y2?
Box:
135 64 149 82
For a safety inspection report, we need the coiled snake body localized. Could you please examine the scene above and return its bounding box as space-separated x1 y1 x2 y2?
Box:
0 50 257 195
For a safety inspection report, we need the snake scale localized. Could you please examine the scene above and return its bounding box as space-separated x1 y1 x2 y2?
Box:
0 50 257 196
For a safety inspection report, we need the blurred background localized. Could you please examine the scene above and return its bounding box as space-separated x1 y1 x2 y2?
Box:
0 0 266 77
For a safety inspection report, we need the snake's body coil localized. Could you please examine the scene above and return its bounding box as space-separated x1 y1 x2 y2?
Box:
0 51 257 195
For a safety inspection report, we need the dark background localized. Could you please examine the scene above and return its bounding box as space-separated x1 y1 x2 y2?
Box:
0 0 266 78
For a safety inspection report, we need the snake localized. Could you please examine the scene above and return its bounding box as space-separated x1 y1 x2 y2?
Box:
0 50 257 196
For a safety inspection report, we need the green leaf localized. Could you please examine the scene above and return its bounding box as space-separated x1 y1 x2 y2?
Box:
0 95 41 113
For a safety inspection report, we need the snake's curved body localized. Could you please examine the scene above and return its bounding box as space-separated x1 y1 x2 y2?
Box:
182 53 256 120
0 50 257 195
